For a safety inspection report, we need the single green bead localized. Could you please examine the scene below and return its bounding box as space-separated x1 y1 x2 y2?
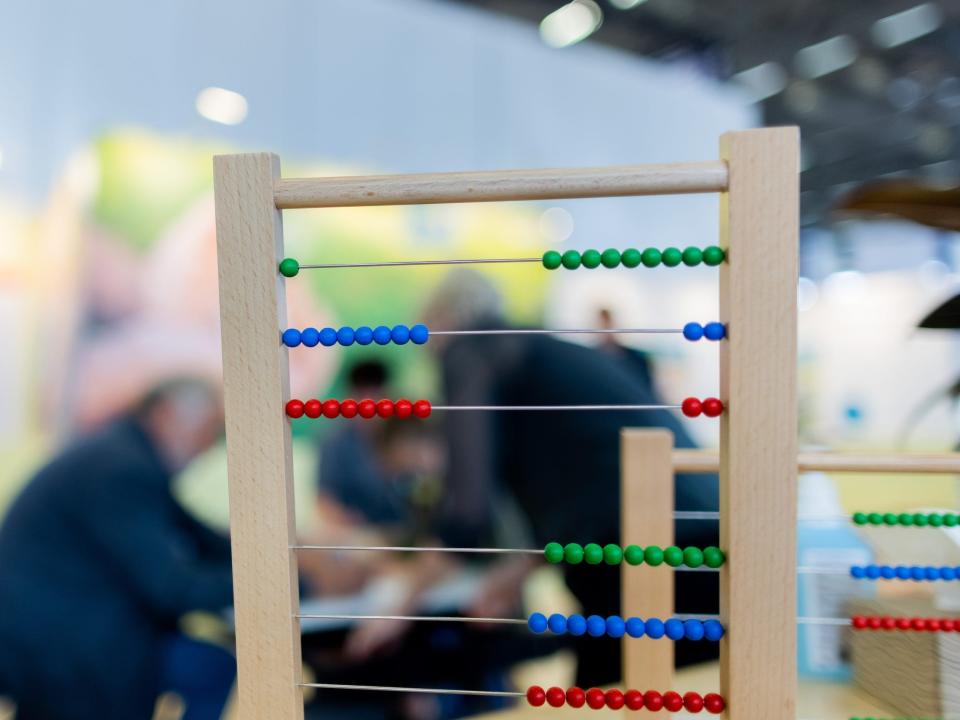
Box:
883 513 898 526
852 512 868 525
624 544 644 565
663 545 684 567
581 249 602 269
279 257 300 277
603 543 623 565
600 248 621 268
644 545 664 566
681 246 703 266
944 513 958 527
542 250 562 270
621 248 642 268
703 546 725 568
898 512 914 526
867 512 883 525
564 543 584 564
929 513 944 527
544 542 564 564
561 250 582 269
640 248 662 268
583 543 604 565
661 247 682 267
913 512 929 527
702 245 725 266
683 546 704 568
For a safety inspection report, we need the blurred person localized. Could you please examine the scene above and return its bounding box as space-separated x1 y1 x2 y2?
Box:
595 306 654 389
422 270 719 687
0 378 235 720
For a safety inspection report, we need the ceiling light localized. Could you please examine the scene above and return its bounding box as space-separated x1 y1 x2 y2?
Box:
609 0 648 7
871 3 943 48
540 1 603 48
794 35 858 79
730 62 788 102
195 87 248 125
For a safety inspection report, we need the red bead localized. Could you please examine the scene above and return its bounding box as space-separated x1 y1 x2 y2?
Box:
866 616 882 630
911 617 926 631
851 615 867 629
566 687 586 708
663 691 684 712
927 618 941 631
683 692 704 713
285 399 304 418
395 399 413 419
340 399 358 418
681 398 702 418
643 690 663 712
321 399 340 418
703 693 725 714
880 616 896 630
605 689 625 710
586 688 606 710
545 686 565 707
304 399 322 418
702 397 724 417
624 690 644 710
526 686 545 707
941 619 955 632
358 399 377 419
413 399 432 418
376 399 394 418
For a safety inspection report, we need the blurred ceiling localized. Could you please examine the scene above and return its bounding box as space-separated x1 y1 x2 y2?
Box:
449 0 960 224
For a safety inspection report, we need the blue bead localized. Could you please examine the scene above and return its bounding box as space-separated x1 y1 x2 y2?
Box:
684 620 705 641
850 566 866 579
567 614 587 636
319 328 338 347
926 566 940 581
527 613 547 634
337 327 355 346
300 327 320 347
911 566 926 581
683 322 704 341
391 325 410 345
281 328 302 347
373 326 392 345
547 613 567 635
941 567 957 581
664 618 685 641
586 615 606 637
880 566 895 579
354 326 373 345
865 565 880 580
896 566 911 580
704 322 726 340
703 620 725 641
645 618 665 639
625 617 645 638
605 616 625 638
410 324 430 345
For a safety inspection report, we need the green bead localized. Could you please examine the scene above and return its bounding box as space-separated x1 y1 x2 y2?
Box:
561 250 581 269
681 247 703 266
852 512 868 525
542 250 562 270
663 545 684 567
621 248 642 268
683 546 704 568
929 513 944 527
883 513 898 526
661 247 682 267
640 248 662 267
583 543 603 564
702 245 725 266
644 545 664 566
703 546 725 568
279 257 300 277
944 514 958 527
544 542 564 563
603 543 623 565
898 512 914 526
867 513 883 525
624 544 644 565
913 512 929 527
600 248 621 268
581 249 602 269
564 543 584 564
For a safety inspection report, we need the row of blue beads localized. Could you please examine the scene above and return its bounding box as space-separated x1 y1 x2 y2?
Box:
527 613 724 641
282 324 430 348
682 322 726 341
850 565 959 581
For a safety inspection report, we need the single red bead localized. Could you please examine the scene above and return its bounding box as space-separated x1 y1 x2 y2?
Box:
683 691 704 713
321 399 340 418
340 399 358 418
358 399 377 418
895 617 911 630
566 687 586 708
624 690 644 710
703 693 725 714
663 691 683 712
941 619 955 632
526 686 545 707
851 615 867 629
927 618 941 631
586 688 606 710
911 617 926 631
605 689 625 710
866 616 881 630
285 399 304 418
681 398 702 418
702 397 724 417
643 690 663 712
880 616 896 630
304 399 322 418
413 399 432 418
395 399 413 418
546 686 565 707
376 399 394 418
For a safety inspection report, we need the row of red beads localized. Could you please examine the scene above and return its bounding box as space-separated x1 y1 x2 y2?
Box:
285 398 432 419
851 615 960 632
525 686 724 713
681 397 723 418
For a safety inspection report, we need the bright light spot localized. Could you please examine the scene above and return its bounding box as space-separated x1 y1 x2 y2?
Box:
871 3 943 48
823 270 867 305
609 0 647 8
794 35 858 79
798 277 818 312
730 62 788 102
850 57 888 96
539 0 603 48
195 87 248 125
539 207 575 243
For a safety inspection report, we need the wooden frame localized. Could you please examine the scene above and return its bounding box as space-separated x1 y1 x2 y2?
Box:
214 128 799 719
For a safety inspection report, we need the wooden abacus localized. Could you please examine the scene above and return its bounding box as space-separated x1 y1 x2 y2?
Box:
213 127 800 719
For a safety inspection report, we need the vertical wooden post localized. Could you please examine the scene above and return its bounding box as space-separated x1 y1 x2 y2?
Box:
718 128 799 720
214 153 304 720
621 429 675 692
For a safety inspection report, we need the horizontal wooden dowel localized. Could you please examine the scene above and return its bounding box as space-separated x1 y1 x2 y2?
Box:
673 450 960 475
274 161 729 208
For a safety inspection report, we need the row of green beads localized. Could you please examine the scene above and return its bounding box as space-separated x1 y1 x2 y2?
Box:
852 511 959 528
543 542 725 569
541 246 725 271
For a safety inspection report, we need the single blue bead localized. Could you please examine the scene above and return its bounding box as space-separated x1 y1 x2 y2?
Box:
391 325 410 345
300 327 320 347
337 327 355 346
281 328 302 347
684 620 705 641
703 620 725 641
528 613 547 634
896 566 911 580
940 567 957 581
605 616 625 638
645 618 665 639
880 566 895 579
704 322 726 341
926 566 940 581
911 566 926 581
547 613 567 635
683 322 704 341
373 326 392 345
354 326 374 345
625 617 645 638
664 618 685 641
410 324 430 345
319 327 338 347
850 566 866 579
586 615 606 637
567 614 587 636
865 564 880 580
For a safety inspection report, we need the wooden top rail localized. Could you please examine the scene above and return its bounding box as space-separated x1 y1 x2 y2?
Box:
274 161 729 209
673 450 960 475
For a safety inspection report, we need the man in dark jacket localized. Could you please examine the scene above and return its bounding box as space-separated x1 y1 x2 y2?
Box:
0 378 235 719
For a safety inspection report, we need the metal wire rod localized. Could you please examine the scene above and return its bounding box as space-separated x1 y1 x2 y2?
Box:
431 404 682 411
296 613 525 625
298 257 541 270
299 682 523 698
428 328 684 336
